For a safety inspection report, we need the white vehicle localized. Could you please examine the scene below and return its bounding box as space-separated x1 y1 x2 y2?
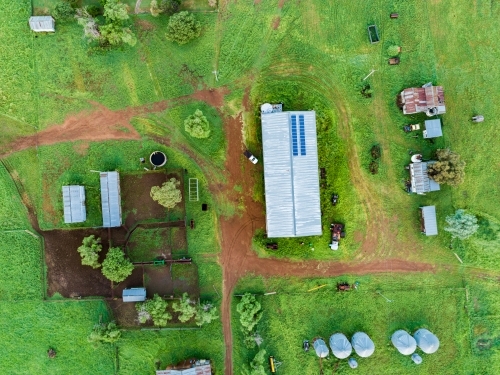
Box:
243 150 258 164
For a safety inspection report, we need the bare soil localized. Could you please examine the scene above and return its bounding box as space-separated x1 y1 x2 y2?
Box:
272 16 281 29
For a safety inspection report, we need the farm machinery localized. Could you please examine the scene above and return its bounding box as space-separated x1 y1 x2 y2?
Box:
329 223 345 251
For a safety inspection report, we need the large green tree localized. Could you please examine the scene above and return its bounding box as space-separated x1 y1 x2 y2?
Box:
172 292 197 323
195 302 218 326
166 11 201 45
445 209 479 240
101 247 134 283
77 235 102 269
150 178 182 209
237 293 263 333
427 149 466 186
184 109 211 138
136 294 172 326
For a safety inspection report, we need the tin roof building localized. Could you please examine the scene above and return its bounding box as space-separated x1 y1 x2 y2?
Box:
62 185 86 223
100 171 122 228
400 84 445 116
260 106 322 238
156 359 212 375
409 162 440 194
122 288 146 302
420 206 438 236
423 119 443 139
29 16 55 32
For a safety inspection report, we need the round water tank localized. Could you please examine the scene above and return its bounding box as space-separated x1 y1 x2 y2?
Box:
261 103 273 114
150 151 167 167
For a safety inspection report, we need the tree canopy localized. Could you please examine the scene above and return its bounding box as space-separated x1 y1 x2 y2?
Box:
184 109 211 138
101 247 134 283
427 149 466 186
445 209 479 240
237 293 263 333
172 292 197 323
136 294 172 326
166 11 201 45
88 321 121 345
77 235 102 269
242 349 267 375
195 302 218 326
150 178 182 209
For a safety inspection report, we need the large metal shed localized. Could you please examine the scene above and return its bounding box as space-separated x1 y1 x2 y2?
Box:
62 185 86 223
260 107 322 238
423 119 443 139
420 205 438 236
29 16 55 32
122 288 146 302
409 162 440 194
100 171 122 228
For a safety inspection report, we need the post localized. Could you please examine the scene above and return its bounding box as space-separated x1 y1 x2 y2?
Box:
363 69 376 81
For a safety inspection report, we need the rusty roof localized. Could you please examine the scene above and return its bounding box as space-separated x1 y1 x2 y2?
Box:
401 86 445 115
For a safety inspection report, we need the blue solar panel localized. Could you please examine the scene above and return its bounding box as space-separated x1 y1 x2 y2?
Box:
291 115 298 156
299 115 306 156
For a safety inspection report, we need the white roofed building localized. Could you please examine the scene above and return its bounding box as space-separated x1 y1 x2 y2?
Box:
100 171 122 228
260 105 322 238
29 16 55 32
62 185 86 223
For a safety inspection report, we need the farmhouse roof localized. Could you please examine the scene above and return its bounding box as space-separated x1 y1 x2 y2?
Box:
391 330 417 355
62 185 86 223
122 288 146 302
400 85 445 116
410 162 440 194
420 206 438 236
156 360 212 375
29 16 55 32
414 328 440 354
423 119 443 138
351 332 375 358
313 338 329 358
100 171 122 228
261 110 322 238
329 333 352 359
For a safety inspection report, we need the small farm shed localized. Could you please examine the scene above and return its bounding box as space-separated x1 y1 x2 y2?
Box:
100 171 122 228
29 16 55 32
409 162 440 194
400 84 445 116
260 106 322 238
156 359 212 375
122 288 146 302
62 185 86 223
423 119 443 138
420 206 438 236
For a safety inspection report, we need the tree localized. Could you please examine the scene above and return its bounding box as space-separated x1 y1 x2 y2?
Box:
427 149 466 186
387 45 400 57
166 11 201 45
445 209 479 240
150 178 182 209
53 1 75 21
77 235 102 269
88 321 121 345
76 8 101 42
100 23 137 46
195 301 218 326
150 0 162 16
172 292 197 323
184 109 211 138
237 293 263 333
103 0 129 23
136 294 172 326
159 0 182 15
101 247 134 283
242 349 267 375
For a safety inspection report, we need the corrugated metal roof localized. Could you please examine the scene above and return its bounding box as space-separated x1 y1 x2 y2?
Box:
421 206 438 236
156 363 211 375
62 185 86 223
401 86 446 115
423 119 443 138
410 162 440 194
100 172 122 228
29 16 55 32
261 111 322 238
122 288 146 302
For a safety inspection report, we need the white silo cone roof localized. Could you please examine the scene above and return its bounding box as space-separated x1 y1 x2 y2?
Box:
414 329 440 354
351 332 375 357
313 338 329 358
391 330 417 355
329 333 352 359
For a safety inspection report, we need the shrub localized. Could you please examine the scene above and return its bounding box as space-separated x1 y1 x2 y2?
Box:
184 109 211 138
369 161 379 174
387 45 401 57
172 292 197 323
77 235 102 269
150 0 162 17
242 349 267 375
53 1 75 21
101 247 134 283
195 302 218 326
237 293 263 333
136 294 172 326
159 0 182 15
370 145 381 160
150 178 182 209
86 5 103 17
88 321 121 345
445 209 479 240
166 11 201 45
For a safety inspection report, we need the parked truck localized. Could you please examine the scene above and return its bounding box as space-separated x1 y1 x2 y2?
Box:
329 223 345 251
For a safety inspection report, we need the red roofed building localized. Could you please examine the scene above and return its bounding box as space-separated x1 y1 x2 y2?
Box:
400 84 445 116
156 359 212 375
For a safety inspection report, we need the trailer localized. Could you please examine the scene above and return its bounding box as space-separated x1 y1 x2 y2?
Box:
367 25 380 44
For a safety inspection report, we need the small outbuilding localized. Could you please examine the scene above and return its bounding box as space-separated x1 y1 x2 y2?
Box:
420 206 438 236
409 162 440 194
156 359 212 375
391 330 417 355
62 185 86 223
100 171 122 228
122 288 146 302
423 119 443 139
400 84 445 116
414 329 440 354
29 16 55 32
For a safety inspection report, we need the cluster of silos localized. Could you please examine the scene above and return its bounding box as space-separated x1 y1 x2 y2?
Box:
391 329 440 364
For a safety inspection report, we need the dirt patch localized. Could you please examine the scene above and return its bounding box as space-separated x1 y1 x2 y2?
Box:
191 87 229 109
278 0 287 9
44 228 112 298
73 141 90 156
108 299 139 327
272 16 281 29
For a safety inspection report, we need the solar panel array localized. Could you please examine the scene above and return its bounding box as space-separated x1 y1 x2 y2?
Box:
299 115 306 155
291 115 306 156
291 115 298 156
